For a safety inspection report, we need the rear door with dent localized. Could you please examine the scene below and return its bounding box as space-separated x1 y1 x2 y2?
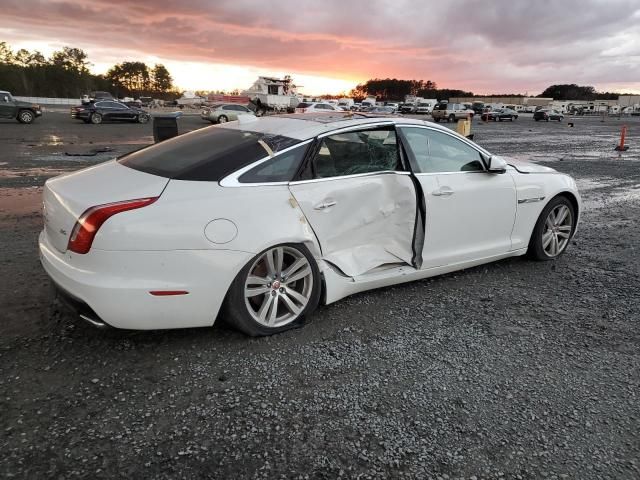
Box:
289 126 419 277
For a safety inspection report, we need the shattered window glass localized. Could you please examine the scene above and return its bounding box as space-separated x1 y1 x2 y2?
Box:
312 128 400 178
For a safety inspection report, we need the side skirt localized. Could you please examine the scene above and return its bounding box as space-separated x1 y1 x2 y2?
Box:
322 249 527 305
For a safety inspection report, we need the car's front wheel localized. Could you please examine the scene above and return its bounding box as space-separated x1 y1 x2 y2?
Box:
528 196 575 260
17 110 35 124
223 244 321 336
448 114 456 123
218 115 228 124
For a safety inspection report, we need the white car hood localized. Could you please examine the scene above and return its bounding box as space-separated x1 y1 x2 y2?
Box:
500 156 557 174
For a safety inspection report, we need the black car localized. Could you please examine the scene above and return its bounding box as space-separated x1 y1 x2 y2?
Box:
481 108 519 122
533 109 564 122
71 100 151 124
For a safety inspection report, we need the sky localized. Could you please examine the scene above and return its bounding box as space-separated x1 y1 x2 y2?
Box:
2 0 640 96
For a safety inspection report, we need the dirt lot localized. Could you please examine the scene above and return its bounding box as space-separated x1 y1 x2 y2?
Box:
1 112 639 479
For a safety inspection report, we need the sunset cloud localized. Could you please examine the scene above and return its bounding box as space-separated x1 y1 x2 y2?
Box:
2 0 640 94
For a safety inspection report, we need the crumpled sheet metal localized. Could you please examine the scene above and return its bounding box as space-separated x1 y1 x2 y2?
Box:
290 174 416 277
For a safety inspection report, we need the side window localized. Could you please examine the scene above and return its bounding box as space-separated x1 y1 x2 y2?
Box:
311 128 399 178
238 144 308 183
400 128 484 173
222 105 232 110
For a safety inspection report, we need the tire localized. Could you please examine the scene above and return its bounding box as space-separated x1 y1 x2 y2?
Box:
434 118 440 123
90 113 103 124
137 114 150 124
545 118 550 122
17 110 35 124
535 118 539 122
222 243 321 336
528 196 576 261
448 114 456 123
218 115 228 124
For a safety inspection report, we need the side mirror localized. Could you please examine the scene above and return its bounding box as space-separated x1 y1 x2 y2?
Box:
486 155 507 174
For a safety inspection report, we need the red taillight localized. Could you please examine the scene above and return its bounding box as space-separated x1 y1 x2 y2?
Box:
67 197 158 254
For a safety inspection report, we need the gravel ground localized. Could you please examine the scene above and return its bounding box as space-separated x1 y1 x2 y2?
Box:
0 113 639 479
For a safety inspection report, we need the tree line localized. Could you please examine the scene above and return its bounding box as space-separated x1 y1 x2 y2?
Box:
348 78 623 102
0 41 178 99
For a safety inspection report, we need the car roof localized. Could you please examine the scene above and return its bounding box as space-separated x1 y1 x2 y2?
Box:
220 113 449 140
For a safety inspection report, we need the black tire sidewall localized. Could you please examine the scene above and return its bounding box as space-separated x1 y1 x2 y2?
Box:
528 196 576 261
91 113 102 124
222 243 321 336
218 115 228 123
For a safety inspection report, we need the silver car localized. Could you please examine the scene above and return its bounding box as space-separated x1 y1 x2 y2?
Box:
201 103 255 124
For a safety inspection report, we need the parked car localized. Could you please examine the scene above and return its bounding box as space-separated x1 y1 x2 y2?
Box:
71 100 150 124
431 102 475 122
400 103 417 113
384 102 400 112
534 109 564 122
40 115 581 336
481 108 519 122
368 106 397 114
0 90 42 124
81 91 114 104
295 102 342 113
201 104 255 123
415 102 436 114
471 102 485 115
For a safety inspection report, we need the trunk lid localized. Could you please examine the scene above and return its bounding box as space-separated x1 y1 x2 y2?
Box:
43 160 169 253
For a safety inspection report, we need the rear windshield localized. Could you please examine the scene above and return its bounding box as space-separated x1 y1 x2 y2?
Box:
119 127 299 181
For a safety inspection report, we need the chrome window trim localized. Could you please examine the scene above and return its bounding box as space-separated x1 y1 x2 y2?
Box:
290 170 411 186
317 121 396 138
219 139 313 187
396 124 491 173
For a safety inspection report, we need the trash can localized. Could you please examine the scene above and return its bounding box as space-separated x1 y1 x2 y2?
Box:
456 118 471 138
153 112 182 143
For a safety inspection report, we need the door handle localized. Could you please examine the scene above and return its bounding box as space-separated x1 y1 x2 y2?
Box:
432 188 454 197
314 200 337 210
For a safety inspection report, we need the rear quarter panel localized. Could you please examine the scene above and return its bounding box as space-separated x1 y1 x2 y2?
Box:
93 181 321 256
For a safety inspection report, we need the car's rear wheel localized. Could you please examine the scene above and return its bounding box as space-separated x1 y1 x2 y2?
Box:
223 244 321 336
137 114 150 124
528 196 575 260
218 115 228 124
90 113 103 124
17 110 35 124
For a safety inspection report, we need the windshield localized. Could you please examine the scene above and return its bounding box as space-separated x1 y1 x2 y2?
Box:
119 127 299 181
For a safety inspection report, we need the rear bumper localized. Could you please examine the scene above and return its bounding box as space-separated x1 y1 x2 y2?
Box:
54 284 110 328
39 231 253 330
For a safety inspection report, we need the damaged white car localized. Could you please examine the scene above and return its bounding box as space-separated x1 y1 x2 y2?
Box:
40 113 581 335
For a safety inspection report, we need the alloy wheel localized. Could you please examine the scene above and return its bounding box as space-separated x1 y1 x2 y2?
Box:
542 204 573 257
244 246 314 328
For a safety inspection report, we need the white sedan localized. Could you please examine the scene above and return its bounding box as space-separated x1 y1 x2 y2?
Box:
295 102 343 113
40 113 580 335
